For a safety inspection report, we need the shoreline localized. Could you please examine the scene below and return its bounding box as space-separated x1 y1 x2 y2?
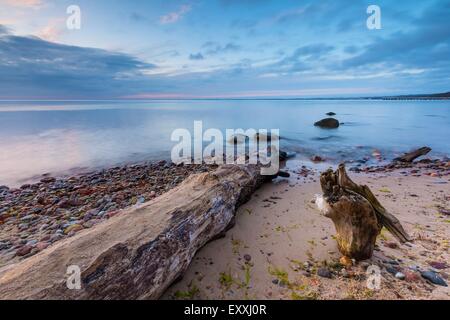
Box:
0 156 449 299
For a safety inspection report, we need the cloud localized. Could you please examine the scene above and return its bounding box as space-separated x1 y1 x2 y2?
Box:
205 42 241 55
0 26 158 99
1 0 43 8
341 4 450 72
36 18 65 42
0 24 11 35
160 4 191 24
268 44 335 72
189 53 204 60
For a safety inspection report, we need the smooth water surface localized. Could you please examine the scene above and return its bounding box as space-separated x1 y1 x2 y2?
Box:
0 99 449 186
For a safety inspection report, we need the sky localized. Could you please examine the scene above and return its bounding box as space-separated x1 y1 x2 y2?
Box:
0 0 449 99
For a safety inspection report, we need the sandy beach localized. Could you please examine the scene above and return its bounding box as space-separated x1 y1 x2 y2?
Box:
163 160 450 300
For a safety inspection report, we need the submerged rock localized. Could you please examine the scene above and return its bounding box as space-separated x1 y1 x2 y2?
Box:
314 118 340 129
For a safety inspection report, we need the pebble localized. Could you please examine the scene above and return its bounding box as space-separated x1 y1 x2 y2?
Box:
404 270 421 282
395 272 406 280
35 242 50 251
384 242 399 249
428 261 448 270
317 267 332 279
16 245 32 256
243 254 252 262
385 266 399 276
421 271 448 287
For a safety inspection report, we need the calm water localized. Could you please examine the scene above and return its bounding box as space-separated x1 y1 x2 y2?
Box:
0 100 449 186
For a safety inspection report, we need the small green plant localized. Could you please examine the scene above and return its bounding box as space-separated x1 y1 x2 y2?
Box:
231 238 242 254
219 271 234 289
268 265 289 285
291 290 319 300
174 284 199 299
243 264 251 287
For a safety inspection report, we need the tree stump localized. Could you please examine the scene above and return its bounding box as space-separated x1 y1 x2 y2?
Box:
317 164 411 260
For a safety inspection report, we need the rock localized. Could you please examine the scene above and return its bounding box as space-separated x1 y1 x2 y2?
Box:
395 272 406 280
83 219 102 229
50 233 63 243
16 245 32 257
137 196 145 204
386 266 399 276
26 240 38 247
438 208 450 216
64 224 83 235
40 235 51 242
36 242 50 251
311 155 324 163
57 198 71 209
326 112 336 116
404 270 421 282
40 177 56 184
384 242 399 249
340 268 349 278
314 118 339 129
243 254 252 262
317 267 332 279
277 171 290 178
428 261 448 270
20 214 38 222
421 271 448 286
359 261 370 270
301 271 311 277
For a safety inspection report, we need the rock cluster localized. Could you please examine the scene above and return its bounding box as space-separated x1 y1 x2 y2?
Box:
0 160 215 267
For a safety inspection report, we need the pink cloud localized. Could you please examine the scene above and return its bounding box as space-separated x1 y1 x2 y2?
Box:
36 18 65 41
160 4 191 24
1 0 43 8
122 88 384 100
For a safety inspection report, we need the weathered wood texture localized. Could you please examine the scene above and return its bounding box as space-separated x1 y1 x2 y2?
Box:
394 147 431 162
319 164 411 260
0 165 268 300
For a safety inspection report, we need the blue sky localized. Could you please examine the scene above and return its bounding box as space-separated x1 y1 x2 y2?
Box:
0 0 449 99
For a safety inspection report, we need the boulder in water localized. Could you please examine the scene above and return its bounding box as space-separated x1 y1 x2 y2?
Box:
314 118 340 129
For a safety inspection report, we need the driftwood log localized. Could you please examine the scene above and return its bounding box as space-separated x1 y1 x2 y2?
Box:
318 164 411 260
394 147 431 162
0 164 269 300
